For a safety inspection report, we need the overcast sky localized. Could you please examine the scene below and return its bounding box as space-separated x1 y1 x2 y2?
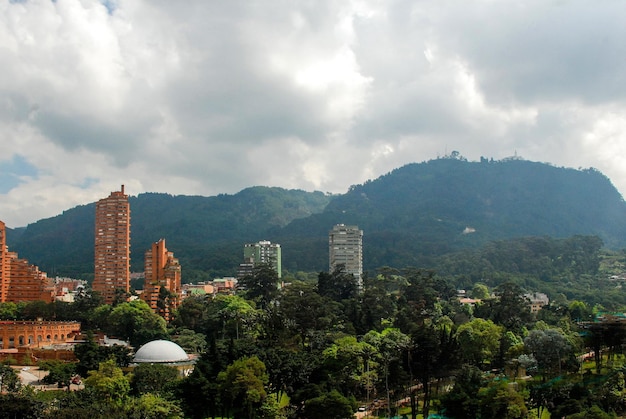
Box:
1 0 625 228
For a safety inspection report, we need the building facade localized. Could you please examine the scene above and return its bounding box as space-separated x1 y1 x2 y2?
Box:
329 224 363 285
93 186 131 304
0 220 8 302
0 221 54 303
240 240 282 278
141 239 181 322
0 320 80 349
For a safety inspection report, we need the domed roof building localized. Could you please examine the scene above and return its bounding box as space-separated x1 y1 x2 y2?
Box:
132 339 195 375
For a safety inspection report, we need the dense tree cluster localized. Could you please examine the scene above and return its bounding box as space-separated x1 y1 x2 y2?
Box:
4 235 626 417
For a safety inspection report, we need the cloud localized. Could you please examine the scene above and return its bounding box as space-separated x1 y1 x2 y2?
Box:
1 0 626 227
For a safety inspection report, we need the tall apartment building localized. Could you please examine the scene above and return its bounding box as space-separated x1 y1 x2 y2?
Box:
329 224 363 285
238 240 282 279
0 221 54 303
141 239 181 322
0 221 7 302
93 185 131 304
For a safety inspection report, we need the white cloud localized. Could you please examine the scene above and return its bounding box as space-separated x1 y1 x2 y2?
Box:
1 0 626 227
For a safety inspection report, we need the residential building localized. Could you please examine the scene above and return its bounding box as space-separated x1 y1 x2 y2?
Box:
0 220 54 303
0 220 8 302
329 224 363 285
141 239 181 322
93 185 131 304
239 240 282 278
236 257 256 281
525 292 550 313
182 282 215 298
212 277 237 294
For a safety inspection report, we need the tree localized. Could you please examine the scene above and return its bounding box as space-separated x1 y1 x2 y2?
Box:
218 356 269 419
358 276 397 333
125 393 183 419
83 359 131 405
131 363 180 396
455 318 503 368
0 302 19 320
70 289 105 329
569 300 592 322
409 323 460 418
303 390 355 419
277 281 341 347
363 328 410 418
21 300 54 320
477 379 528 419
171 328 207 354
218 295 259 340
74 333 133 377
395 269 452 334
490 282 532 333
106 300 168 346
177 338 226 419
0 388 45 419
322 336 376 396
260 347 318 404
440 364 484 419
317 265 359 302
568 405 615 419
172 295 207 332
0 364 20 393
524 328 577 379
471 283 490 299
239 262 280 309
39 360 76 388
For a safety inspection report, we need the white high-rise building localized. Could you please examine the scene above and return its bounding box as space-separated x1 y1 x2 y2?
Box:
329 224 363 284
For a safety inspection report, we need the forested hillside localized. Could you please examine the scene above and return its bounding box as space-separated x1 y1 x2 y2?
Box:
278 157 626 271
9 187 331 280
7 157 626 281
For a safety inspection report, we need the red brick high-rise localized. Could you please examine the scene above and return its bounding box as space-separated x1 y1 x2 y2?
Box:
141 239 181 322
0 220 54 303
0 220 7 302
93 185 130 304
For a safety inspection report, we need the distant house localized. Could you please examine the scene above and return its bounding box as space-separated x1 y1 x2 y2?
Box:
459 297 481 307
525 292 549 313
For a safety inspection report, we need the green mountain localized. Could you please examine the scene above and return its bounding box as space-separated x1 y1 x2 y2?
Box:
8 187 331 280
7 157 626 281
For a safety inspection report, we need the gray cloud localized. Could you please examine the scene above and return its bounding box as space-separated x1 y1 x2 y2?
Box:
0 0 625 227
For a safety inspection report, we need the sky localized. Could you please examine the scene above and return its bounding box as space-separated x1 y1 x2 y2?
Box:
1 0 626 228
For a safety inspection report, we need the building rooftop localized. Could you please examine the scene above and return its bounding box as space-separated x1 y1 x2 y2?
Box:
133 340 189 363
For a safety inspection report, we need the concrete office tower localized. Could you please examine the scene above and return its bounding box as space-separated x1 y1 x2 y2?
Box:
142 239 181 322
93 185 131 304
329 224 363 285
0 220 54 303
242 240 282 278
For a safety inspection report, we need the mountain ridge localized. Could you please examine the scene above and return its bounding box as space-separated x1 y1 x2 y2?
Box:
6 157 626 281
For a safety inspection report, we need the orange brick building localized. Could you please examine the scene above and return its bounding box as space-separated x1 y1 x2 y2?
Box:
141 239 181 322
0 320 80 349
0 221 54 303
93 186 131 304
0 220 8 302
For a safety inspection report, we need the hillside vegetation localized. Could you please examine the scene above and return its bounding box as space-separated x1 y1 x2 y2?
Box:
7 156 626 281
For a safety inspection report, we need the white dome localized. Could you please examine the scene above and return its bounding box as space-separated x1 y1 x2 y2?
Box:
133 340 189 363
